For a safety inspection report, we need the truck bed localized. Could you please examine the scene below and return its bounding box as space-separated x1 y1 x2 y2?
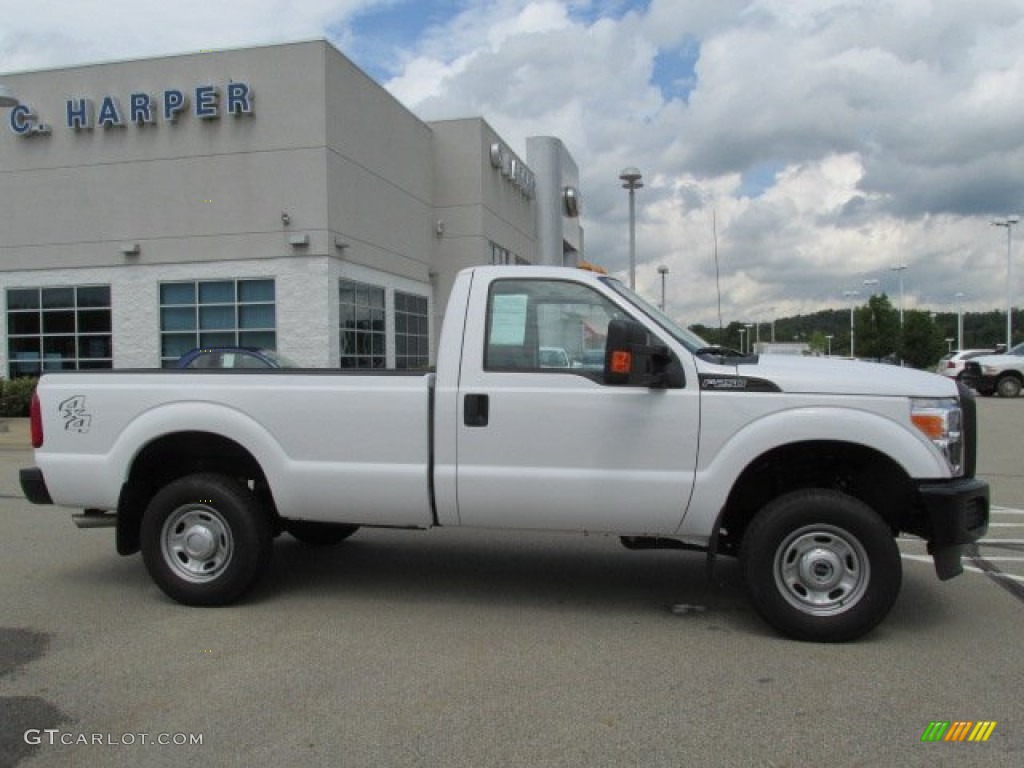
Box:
32 370 436 528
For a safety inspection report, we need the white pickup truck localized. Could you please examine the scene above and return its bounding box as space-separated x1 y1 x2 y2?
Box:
21 266 989 642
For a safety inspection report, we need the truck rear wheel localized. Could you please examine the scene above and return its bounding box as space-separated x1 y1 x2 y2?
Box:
740 489 901 642
140 473 272 606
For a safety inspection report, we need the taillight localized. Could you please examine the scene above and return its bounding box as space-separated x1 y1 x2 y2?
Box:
946 361 956 369
30 392 43 448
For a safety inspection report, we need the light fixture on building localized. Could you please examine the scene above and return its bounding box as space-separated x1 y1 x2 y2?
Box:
281 211 291 226
435 220 445 238
334 237 349 251
120 242 141 256
288 234 310 247
0 84 19 108
562 186 580 218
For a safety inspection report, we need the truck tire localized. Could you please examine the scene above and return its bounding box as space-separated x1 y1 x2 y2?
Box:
140 473 272 606
740 489 901 642
285 521 359 546
997 375 1022 398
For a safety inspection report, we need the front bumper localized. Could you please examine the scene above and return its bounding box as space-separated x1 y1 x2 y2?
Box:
918 477 989 580
960 372 997 393
20 467 53 505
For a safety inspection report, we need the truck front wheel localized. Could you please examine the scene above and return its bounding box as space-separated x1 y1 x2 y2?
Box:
141 473 272 606
740 489 901 642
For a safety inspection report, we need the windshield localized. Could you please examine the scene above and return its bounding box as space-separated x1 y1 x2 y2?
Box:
601 277 709 352
261 349 299 368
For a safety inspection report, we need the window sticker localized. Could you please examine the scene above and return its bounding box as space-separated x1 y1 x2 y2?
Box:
489 294 528 346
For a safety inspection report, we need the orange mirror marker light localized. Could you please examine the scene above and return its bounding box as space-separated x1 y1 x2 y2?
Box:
610 350 632 375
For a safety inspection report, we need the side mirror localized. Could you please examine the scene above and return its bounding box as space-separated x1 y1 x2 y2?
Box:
604 318 678 388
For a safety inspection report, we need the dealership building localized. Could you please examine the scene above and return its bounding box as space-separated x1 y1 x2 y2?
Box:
0 40 584 375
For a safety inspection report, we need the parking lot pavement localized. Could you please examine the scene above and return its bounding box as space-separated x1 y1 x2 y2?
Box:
899 505 1024 599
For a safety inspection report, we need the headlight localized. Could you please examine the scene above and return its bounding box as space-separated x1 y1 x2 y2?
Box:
911 398 963 476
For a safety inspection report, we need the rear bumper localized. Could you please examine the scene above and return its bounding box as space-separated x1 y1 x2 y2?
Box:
20 467 53 505
918 477 989 580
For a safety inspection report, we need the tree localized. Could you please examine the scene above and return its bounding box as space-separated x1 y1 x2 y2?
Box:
856 294 899 360
899 310 946 369
808 330 829 356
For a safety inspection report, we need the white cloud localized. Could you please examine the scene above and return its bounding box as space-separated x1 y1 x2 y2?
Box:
381 0 1024 327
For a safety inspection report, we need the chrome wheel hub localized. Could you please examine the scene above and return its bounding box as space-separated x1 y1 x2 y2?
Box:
774 525 869 616
161 505 233 583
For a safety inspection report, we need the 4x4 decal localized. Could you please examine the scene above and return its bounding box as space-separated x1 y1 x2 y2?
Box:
58 396 92 434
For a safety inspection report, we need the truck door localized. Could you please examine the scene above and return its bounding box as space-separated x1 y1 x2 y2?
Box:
454 276 699 534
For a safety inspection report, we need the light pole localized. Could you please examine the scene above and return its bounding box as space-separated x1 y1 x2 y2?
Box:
891 264 907 327
945 337 954 354
825 334 833 357
738 328 746 355
843 289 859 358
657 264 668 311
745 323 754 355
992 216 1019 351
955 292 965 351
863 278 879 295
619 167 643 290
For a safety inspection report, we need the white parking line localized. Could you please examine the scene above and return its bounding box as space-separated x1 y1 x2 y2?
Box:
988 522 1024 527
900 554 1024 583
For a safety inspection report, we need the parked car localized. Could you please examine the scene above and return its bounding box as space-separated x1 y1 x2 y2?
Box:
962 342 1024 397
538 346 571 368
575 347 607 371
935 349 994 380
176 347 297 369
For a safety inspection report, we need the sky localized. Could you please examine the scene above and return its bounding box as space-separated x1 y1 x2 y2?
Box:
2 0 1023 328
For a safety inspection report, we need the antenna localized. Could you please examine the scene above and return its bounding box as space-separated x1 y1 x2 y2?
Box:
713 209 723 337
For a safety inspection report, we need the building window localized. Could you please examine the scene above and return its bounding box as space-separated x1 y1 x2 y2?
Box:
395 291 429 370
159 279 275 367
339 279 386 369
6 285 112 377
490 242 530 266
491 242 512 265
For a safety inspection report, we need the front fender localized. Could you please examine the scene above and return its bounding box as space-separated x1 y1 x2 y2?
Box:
676 404 949 539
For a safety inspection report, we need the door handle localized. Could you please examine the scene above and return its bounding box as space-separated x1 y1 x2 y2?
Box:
464 394 489 427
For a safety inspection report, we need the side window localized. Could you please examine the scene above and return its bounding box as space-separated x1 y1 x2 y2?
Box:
485 279 624 376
